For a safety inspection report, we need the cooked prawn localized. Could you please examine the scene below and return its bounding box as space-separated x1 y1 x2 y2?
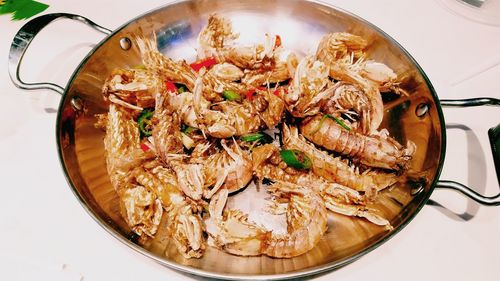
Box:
99 15 418 260
284 55 334 117
102 68 160 110
301 115 415 170
283 124 398 194
132 164 205 258
205 189 269 256
201 140 253 198
206 182 328 258
151 93 184 162
263 181 327 258
320 82 371 134
252 144 391 228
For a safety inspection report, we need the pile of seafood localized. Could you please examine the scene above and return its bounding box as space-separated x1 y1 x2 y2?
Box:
96 15 416 259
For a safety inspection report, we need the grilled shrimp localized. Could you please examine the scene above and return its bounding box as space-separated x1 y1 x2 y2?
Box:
241 87 286 129
198 15 282 70
119 185 163 238
320 82 371 134
135 36 197 90
104 104 151 190
200 140 253 198
151 93 184 162
241 49 297 87
192 76 285 138
102 104 162 238
191 76 256 138
205 189 270 256
202 70 248 102
316 33 387 132
322 192 391 229
132 164 205 258
283 125 398 194
361 61 400 93
197 14 239 59
301 115 415 170
331 60 384 133
263 181 327 258
219 33 280 70
284 56 336 117
99 16 419 260
334 57 406 95
167 91 199 129
252 144 363 201
206 182 328 258
170 161 205 201
102 68 161 110
168 76 270 138
316 32 368 63
252 144 391 228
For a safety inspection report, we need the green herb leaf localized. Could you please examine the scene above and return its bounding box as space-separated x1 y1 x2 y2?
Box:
240 132 274 144
0 0 49 21
325 114 351 131
280 149 312 170
181 125 198 135
175 83 188 94
222 90 241 101
137 109 154 137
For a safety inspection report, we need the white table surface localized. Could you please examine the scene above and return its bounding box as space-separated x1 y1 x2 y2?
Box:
1 0 499 280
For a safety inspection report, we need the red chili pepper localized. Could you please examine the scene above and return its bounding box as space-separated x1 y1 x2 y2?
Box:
275 35 282 49
190 57 217 72
245 89 257 100
165 81 178 94
140 142 150 152
273 87 288 96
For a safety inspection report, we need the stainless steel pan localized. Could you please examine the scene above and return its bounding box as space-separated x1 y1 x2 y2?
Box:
8 0 500 279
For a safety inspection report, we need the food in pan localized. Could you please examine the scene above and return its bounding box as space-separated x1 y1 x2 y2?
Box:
96 14 415 259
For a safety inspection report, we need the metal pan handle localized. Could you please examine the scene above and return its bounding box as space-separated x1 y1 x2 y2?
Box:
8 13 112 95
436 97 500 206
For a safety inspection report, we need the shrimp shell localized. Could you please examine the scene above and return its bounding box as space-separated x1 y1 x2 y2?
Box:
285 56 331 117
134 164 205 258
202 140 253 198
263 181 327 258
102 68 160 109
197 14 239 59
206 182 328 258
301 115 415 170
241 49 295 87
205 189 269 256
170 162 205 201
251 144 391 228
316 32 368 63
135 36 197 90
152 93 184 162
104 104 151 191
282 124 397 193
119 185 163 238
321 82 371 134
315 33 387 133
171 206 205 258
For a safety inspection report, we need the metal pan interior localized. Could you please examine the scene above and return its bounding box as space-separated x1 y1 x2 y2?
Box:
56 0 446 279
